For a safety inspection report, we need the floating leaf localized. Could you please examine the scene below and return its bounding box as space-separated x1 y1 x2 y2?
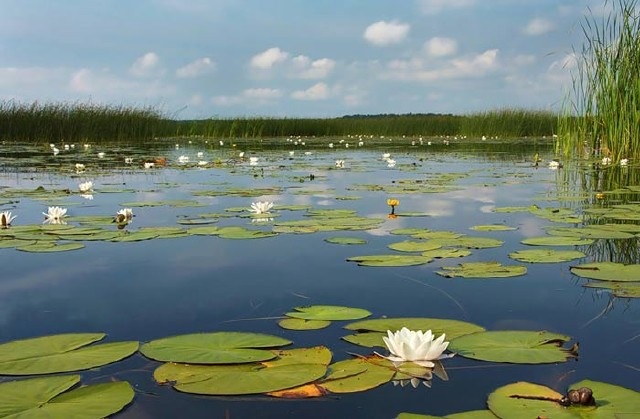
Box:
140 332 291 364
0 333 138 375
390 228 431 236
16 242 85 253
109 231 159 242
388 240 442 253
176 217 219 225
278 318 332 330
319 357 395 393
508 249 585 263
0 375 134 418
343 318 485 348
570 262 640 282
547 226 635 240
433 236 504 249
324 237 367 245
422 248 472 259
217 226 278 239
436 262 526 278
286 305 371 321
346 254 432 267
449 330 573 364
487 380 640 418
521 236 594 246
153 348 329 395
397 411 497 419
583 281 640 298
469 224 517 231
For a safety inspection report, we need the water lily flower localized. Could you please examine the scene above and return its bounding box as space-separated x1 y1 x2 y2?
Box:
219 140 224 146
382 153 391 160
144 162 155 169
78 181 93 193
250 201 274 214
198 160 208 166
335 160 345 168
602 156 612 165
178 155 190 163
52 147 60 156
239 151 245 158
113 208 134 224
620 158 629 166
75 163 86 172
43 206 67 224
548 159 562 169
289 151 295 156
381 327 453 368
97 152 105 158
328 143 334 148
387 198 399 215
1 210 17 228
249 156 259 166
81 194 94 200
197 151 204 158
124 157 134 164
386 159 396 168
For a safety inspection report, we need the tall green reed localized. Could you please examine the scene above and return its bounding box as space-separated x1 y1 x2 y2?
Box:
558 0 640 162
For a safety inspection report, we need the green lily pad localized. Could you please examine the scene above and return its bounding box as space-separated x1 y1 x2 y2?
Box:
140 332 292 364
509 249 585 263
346 254 432 267
391 228 431 236
0 375 134 418
343 318 486 348
433 236 504 249
16 242 85 253
583 281 640 298
436 262 526 278
421 248 472 259
109 231 159 242
547 226 635 240
153 348 329 395
487 380 640 418
0 333 138 375
319 357 394 393
570 262 640 281
388 240 442 252
0 238 37 249
187 226 221 235
278 318 332 330
176 217 219 225
217 226 278 239
469 224 517 231
411 231 462 240
449 330 573 364
397 410 497 419
521 236 594 246
285 305 371 321
324 237 367 245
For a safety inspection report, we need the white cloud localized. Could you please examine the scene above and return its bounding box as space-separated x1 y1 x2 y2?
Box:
243 87 282 99
291 82 330 100
176 57 215 78
513 54 536 66
0 67 67 89
129 52 160 77
363 21 410 46
386 49 499 82
417 0 476 15
250 47 289 69
291 56 336 79
424 37 457 57
69 68 175 99
523 18 555 36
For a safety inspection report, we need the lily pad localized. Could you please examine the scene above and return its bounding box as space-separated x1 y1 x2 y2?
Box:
570 262 640 282
583 281 640 298
487 380 640 418
0 333 138 375
285 305 371 321
324 237 367 245
469 224 517 231
319 357 394 393
278 318 332 330
153 348 329 395
449 330 573 364
521 236 594 246
346 254 432 267
388 240 442 253
16 242 85 253
140 332 292 364
0 375 134 418
436 262 526 278
343 318 486 348
508 249 585 263
421 248 472 259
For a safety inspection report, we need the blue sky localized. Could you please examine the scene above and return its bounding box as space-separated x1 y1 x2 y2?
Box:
0 0 606 119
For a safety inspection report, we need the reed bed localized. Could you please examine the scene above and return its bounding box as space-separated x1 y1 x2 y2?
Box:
1 100 558 144
558 0 640 162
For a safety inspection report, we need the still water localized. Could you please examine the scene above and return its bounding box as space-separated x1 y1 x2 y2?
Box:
0 139 638 418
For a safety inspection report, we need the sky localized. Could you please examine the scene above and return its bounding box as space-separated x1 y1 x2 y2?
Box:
0 0 610 119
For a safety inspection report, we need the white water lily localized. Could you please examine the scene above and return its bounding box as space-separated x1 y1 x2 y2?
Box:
250 201 274 214
43 206 67 224
97 152 105 158
620 158 629 166
178 155 190 163
386 158 396 168
1 210 17 227
78 181 93 193
124 157 134 164
144 162 155 169
602 156 612 165
335 160 345 168
249 156 259 166
548 160 561 169
381 327 453 368
114 208 134 224
75 163 86 172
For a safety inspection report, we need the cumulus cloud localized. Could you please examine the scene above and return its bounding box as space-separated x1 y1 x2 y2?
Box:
363 20 410 46
291 56 336 79
250 47 289 69
523 18 555 36
424 37 458 57
417 0 476 15
243 87 282 99
212 87 282 107
176 57 215 78
129 52 160 77
69 68 175 99
291 82 330 100
386 49 499 82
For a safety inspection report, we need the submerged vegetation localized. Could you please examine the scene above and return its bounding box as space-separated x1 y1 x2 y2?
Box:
558 0 640 162
0 100 557 143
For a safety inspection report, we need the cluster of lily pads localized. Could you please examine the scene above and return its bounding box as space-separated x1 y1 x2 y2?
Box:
1 304 637 417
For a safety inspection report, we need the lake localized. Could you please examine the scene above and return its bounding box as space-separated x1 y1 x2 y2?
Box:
0 137 638 418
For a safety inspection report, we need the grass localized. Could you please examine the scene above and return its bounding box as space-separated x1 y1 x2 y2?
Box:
0 100 558 144
558 0 640 162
